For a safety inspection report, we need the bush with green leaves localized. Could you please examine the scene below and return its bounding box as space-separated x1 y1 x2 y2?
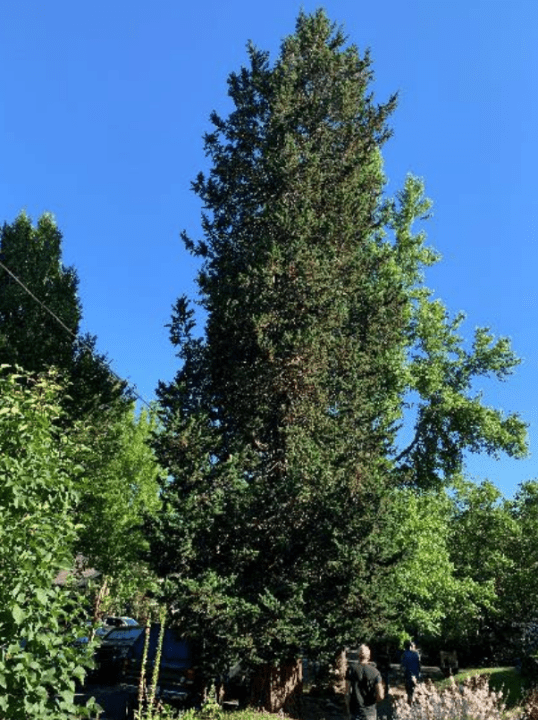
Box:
0 366 95 719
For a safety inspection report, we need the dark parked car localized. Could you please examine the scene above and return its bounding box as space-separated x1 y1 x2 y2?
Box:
95 616 139 638
95 624 197 707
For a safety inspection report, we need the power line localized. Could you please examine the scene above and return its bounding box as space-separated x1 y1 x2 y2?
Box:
0 258 152 409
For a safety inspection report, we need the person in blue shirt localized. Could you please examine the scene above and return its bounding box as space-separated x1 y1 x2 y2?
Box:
400 640 421 703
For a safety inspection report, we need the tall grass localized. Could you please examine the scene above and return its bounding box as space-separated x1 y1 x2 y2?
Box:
390 675 521 720
435 667 528 709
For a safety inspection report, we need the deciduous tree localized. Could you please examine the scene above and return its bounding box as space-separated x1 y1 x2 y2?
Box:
0 367 95 719
503 480 538 631
0 212 162 613
74 406 163 613
378 486 489 642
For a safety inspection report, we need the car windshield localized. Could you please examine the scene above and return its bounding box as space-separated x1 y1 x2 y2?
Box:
103 616 139 627
102 627 144 642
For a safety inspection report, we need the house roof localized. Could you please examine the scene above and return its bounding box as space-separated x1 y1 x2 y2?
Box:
53 555 101 587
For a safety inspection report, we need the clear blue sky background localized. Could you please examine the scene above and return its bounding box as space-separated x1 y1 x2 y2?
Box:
1 0 536 498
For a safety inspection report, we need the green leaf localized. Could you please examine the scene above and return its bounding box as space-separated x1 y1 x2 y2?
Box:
12 605 25 624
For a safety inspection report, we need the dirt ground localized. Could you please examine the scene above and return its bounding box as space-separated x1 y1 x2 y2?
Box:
298 665 443 720
299 687 405 720
78 665 442 720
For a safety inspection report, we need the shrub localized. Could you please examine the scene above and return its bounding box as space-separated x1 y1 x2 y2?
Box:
522 687 538 720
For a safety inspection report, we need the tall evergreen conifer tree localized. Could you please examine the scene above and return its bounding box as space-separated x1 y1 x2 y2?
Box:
0 211 129 416
0 212 81 372
153 10 527 674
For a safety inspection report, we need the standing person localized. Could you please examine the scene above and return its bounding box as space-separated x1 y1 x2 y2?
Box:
346 644 385 720
400 640 421 703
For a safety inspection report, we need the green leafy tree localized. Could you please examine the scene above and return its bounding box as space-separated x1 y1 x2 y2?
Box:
503 480 538 630
443 479 517 659
0 367 95 720
152 9 527 682
378 487 490 642
396 309 526 488
390 478 538 663
74 406 164 614
0 211 163 609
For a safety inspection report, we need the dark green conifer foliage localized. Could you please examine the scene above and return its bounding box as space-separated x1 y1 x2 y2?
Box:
0 211 129 416
0 212 80 371
153 10 527 673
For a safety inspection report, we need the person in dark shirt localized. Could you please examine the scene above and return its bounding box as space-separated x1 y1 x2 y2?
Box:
346 644 384 720
400 640 421 703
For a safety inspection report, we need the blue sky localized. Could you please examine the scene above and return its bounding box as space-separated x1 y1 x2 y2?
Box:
1 0 536 498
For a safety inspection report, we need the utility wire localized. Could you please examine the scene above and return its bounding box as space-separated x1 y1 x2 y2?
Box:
0 258 152 409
